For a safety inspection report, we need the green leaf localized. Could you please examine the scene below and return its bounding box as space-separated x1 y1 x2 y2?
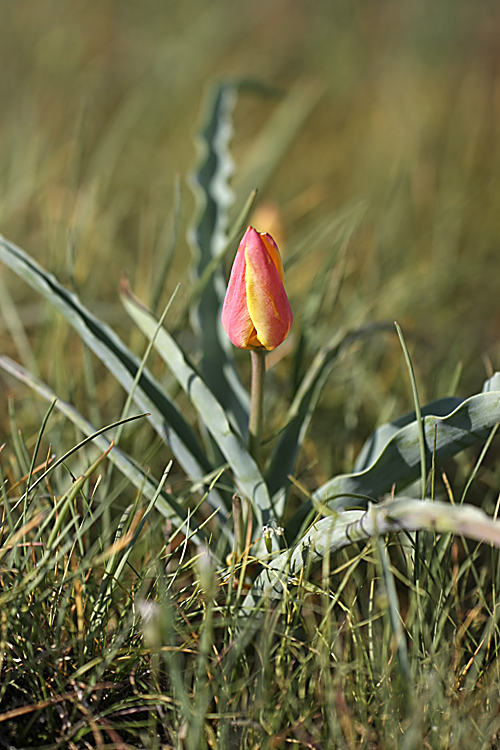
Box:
313 375 500 511
121 284 274 527
353 396 463 473
0 232 227 516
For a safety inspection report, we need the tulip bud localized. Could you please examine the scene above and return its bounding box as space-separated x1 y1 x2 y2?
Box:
221 226 293 351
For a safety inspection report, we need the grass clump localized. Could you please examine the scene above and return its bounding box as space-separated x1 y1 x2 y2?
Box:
3 415 500 749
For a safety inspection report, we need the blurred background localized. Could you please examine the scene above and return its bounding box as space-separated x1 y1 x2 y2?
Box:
1 0 500 480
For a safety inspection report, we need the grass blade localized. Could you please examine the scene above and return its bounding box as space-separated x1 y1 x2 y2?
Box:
232 78 323 207
395 321 427 495
0 354 214 536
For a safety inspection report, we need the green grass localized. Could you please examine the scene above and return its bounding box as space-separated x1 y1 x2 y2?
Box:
3 1 500 748
3 442 500 749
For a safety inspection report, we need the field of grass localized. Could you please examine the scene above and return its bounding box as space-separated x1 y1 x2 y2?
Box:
2 1 500 748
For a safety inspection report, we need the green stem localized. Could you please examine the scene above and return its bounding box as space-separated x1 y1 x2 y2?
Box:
249 349 266 467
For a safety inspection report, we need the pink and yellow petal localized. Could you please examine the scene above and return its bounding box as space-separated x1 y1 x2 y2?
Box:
221 247 254 348
260 232 285 284
245 242 293 350
221 225 292 351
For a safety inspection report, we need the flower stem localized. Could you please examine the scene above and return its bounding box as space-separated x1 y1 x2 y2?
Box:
249 349 266 467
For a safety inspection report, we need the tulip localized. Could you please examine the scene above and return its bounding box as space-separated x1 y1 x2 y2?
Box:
221 226 293 466
221 227 293 351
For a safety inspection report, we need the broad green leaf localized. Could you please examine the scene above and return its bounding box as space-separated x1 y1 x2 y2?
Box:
313 377 500 511
482 371 500 393
0 354 213 543
353 396 463 473
0 233 227 516
121 284 274 527
245 497 500 605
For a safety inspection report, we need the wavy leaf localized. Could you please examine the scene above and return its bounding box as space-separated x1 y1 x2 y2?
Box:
353 396 464 473
188 79 323 440
313 374 500 511
188 81 249 437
